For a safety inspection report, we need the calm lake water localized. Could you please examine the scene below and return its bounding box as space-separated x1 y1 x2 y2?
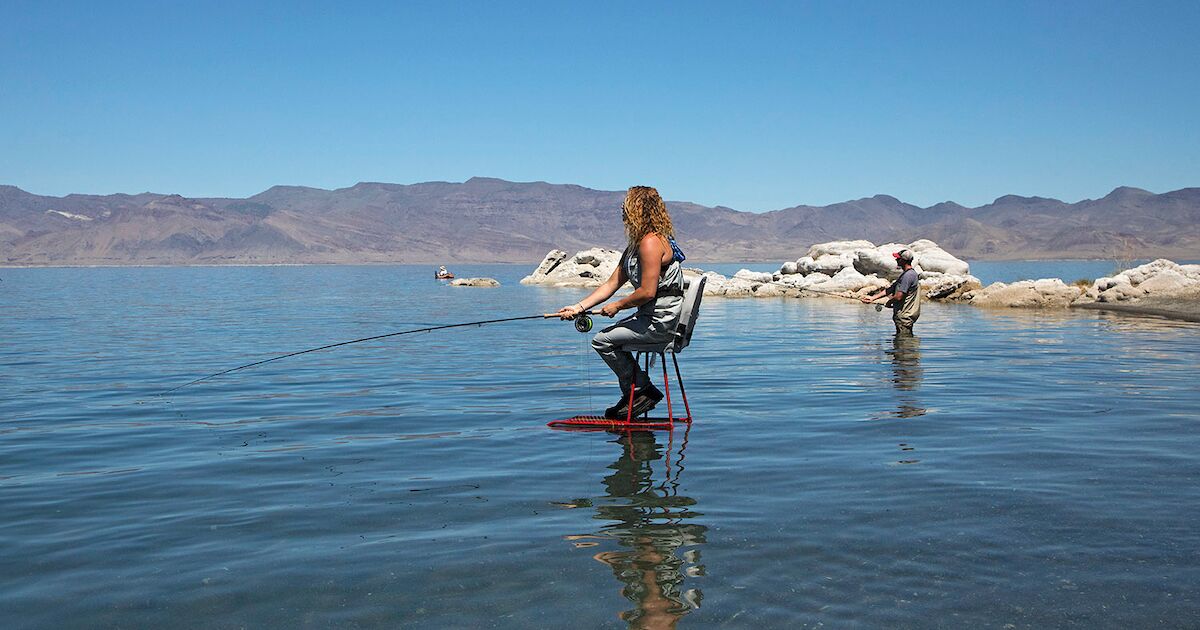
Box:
2 264 1199 628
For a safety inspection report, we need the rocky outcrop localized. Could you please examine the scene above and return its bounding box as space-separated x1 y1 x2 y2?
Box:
522 246 1197 317
963 278 1083 308
449 277 500 287
773 239 980 300
520 248 621 287
526 249 567 278
1087 259 1200 303
779 239 975 281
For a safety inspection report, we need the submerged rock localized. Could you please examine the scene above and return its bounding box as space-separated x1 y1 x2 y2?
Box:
449 277 500 287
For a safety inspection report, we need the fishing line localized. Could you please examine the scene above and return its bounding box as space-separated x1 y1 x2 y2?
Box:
164 311 598 394
779 284 888 311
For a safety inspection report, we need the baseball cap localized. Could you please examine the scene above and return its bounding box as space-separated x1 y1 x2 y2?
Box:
892 249 914 263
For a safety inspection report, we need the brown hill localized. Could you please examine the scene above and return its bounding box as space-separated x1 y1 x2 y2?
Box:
1 179 1197 265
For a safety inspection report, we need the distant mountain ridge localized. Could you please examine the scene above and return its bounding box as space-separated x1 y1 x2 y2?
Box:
2 178 1198 265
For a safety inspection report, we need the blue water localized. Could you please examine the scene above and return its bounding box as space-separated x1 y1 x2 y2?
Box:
969 259 1200 286
3 264 1199 628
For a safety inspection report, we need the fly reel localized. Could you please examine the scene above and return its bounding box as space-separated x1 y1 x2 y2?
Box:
574 314 594 333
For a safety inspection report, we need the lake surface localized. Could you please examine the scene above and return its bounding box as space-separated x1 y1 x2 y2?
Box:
3 264 1199 628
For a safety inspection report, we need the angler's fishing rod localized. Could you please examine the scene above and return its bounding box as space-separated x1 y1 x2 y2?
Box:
773 283 890 311
163 311 598 394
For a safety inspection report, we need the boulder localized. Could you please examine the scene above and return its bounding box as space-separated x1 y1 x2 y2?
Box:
968 278 1083 308
752 282 789 297
1097 284 1146 303
720 276 760 298
908 239 971 276
1122 259 1176 286
521 248 621 287
800 253 854 276
1136 268 1193 295
921 274 983 300
1091 260 1200 302
684 270 732 297
853 245 908 278
808 266 882 294
778 261 800 275
449 277 500 288
806 240 875 259
525 249 567 281
733 269 774 283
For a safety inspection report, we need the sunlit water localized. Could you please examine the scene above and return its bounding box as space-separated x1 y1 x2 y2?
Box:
2 265 1198 628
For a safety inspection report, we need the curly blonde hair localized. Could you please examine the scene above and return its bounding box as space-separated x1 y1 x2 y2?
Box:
622 186 674 248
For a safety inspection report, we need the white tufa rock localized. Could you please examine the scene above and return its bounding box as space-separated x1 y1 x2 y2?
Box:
520 248 622 287
449 277 501 288
733 269 774 283
1088 260 1200 303
967 278 1083 308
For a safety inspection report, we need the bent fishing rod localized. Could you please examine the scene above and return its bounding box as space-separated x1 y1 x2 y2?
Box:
163 311 598 395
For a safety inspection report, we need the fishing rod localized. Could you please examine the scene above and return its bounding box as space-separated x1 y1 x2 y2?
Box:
163 311 598 394
773 283 890 311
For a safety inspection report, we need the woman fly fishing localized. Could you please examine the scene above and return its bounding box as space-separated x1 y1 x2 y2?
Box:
557 186 686 419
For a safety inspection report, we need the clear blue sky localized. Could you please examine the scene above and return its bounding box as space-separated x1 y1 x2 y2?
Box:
2 1 1197 210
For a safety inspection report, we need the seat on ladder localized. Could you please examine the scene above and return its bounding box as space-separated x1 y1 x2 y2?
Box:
548 275 706 430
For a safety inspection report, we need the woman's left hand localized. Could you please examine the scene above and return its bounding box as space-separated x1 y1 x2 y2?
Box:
600 303 621 318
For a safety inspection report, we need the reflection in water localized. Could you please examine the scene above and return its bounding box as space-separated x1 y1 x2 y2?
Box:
565 430 706 628
884 333 925 419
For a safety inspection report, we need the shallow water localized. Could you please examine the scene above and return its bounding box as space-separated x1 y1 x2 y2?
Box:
2 265 1199 628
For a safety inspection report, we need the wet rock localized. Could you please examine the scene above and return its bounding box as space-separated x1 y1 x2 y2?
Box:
449 277 500 287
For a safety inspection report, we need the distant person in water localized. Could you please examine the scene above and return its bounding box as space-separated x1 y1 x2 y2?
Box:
558 186 685 418
862 248 921 335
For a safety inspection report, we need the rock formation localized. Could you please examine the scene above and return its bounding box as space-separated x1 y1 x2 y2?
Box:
1087 259 1200 303
521 245 1198 316
963 279 1083 308
449 277 501 287
520 248 622 287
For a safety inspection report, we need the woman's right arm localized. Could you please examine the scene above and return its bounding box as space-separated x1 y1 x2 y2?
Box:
558 264 627 319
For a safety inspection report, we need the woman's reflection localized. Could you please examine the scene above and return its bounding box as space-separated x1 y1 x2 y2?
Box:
564 430 706 628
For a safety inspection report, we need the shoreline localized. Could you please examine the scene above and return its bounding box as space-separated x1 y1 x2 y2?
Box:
1072 301 1200 323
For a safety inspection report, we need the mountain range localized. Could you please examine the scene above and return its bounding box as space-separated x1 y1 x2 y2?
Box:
2 177 1198 265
